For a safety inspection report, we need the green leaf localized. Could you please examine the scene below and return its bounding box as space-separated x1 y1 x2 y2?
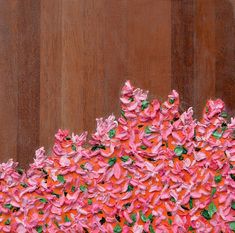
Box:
17 168 24 175
71 144 77 151
51 192 60 198
211 187 216 197
145 126 152 134
169 98 175 104
122 202 131 209
148 213 154 222
121 110 126 119
20 183 28 188
36 226 43 233
4 204 13 210
98 144 106 150
38 210 44 215
141 100 149 110
80 185 87 192
113 224 122 233
41 168 48 175
201 209 211 220
174 146 184 156
140 210 148 222
4 219 10 225
212 130 222 139
71 186 76 192
230 174 235 181
149 224 155 233
80 164 86 170
208 202 217 218
189 197 193 209
115 214 121 222
91 144 106 151
108 157 117 166
182 147 188 154
39 198 47 203
231 201 235 210
129 97 134 102
188 226 195 231
108 129 116 138
220 111 228 118
127 184 134 192
88 199 92 205
168 218 172 225
64 215 71 222
121 156 130 162
57 174 66 183
54 221 60 229
230 222 235 231
214 174 222 183
130 213 137 222
221 122 227 132
140 145 147 150
170 197 176 203
178 155 184 161
100 217 106 225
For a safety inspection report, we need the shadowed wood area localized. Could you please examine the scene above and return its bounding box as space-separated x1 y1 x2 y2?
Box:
0 0 235 167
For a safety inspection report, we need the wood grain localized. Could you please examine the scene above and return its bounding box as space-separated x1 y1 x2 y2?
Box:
0 0 40 166
127 0 172 101
0 1 18 162
16 0 40 167
215 0 235 118
171 0 194 113
40 0 62 153
0 0 234 167
194 0 216 119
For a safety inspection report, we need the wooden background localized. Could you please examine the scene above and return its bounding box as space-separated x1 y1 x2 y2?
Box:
0 0 234 168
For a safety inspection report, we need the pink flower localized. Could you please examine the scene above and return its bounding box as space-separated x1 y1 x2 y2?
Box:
55 129 69 142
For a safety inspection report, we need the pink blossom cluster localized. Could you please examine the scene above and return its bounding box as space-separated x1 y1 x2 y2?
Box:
0 81 234 233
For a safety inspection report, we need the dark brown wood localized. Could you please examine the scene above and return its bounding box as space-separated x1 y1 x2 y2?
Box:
0 1 18 162
194 0 216 119
126 0 172 102
16 1 41 167
0 0 235 167
171 0 195 113
40 0 62 153
215 0 235 118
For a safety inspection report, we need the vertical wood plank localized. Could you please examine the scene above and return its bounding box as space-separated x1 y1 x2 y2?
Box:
0 1 18 162
126 0 172 101
215 0 235 117
16 0 41 167
40 0 62 152
62 0 106 135
103 0 128 117
194 0 216 119
171 0 195 113
61 0 85 134
79 0 106 132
